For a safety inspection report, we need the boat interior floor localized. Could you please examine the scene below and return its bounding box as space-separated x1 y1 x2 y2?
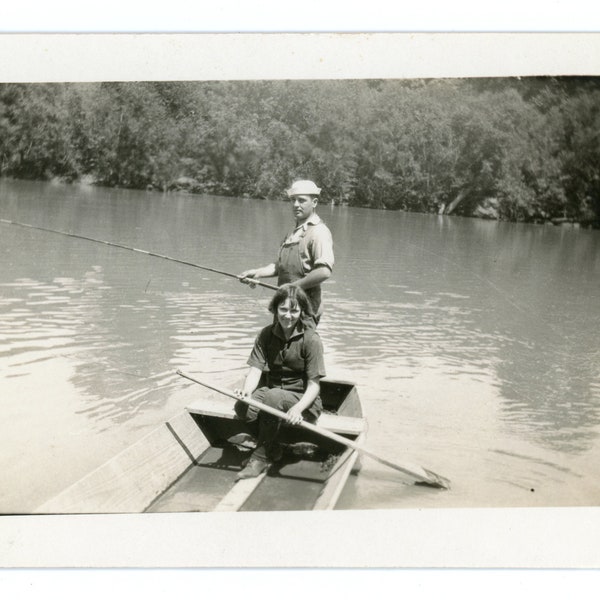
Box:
146 442 353 513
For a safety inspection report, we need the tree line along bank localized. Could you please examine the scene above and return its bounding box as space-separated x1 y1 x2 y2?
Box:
1 78 599 227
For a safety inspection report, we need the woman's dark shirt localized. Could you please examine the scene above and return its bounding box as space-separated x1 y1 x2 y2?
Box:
247 322 326 393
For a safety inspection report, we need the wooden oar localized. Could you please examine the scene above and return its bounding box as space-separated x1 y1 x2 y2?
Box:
0 218 278 291
176 370 451 490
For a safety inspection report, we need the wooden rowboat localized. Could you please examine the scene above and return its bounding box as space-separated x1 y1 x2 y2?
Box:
35 378 366 514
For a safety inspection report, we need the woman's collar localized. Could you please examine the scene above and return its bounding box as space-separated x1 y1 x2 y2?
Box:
273 319 305 341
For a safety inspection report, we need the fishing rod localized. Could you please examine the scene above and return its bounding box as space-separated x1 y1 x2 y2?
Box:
0 218 278 291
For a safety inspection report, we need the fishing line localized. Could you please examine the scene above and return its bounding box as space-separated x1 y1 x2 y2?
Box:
384 233 576 351
402 237 531 315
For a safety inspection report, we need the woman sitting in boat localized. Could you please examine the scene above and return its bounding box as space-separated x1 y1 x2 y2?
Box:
233 283 325 480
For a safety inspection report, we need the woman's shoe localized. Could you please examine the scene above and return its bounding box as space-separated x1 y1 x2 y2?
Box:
227 433 257 450
236 456 270 480
289 442 320 459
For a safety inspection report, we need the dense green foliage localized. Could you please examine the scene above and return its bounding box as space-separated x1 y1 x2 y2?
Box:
1 78 599 225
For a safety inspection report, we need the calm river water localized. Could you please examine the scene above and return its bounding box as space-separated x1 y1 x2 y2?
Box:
1 178 599 513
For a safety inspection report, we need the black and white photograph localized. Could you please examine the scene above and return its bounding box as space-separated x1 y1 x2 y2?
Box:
1 32 600 571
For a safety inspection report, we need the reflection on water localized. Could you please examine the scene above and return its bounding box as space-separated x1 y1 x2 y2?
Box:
1 178 599 511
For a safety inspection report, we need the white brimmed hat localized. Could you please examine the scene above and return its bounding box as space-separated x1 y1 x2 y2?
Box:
286 180 321 197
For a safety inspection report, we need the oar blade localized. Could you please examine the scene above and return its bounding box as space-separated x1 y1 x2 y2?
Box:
415 468 451 490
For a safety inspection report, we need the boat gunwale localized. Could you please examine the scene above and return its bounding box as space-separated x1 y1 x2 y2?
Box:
34 378 365 514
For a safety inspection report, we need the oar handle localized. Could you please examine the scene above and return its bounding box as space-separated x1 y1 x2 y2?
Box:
176 370 450 490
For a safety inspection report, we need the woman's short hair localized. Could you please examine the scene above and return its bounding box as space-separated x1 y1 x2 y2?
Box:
268 284 313 316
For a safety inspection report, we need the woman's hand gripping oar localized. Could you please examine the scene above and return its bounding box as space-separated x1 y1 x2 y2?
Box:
176 370 451 490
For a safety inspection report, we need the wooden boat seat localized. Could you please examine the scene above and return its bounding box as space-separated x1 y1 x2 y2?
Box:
186 396 365 436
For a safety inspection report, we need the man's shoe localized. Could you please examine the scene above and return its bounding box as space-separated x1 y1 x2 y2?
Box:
236 456 270 480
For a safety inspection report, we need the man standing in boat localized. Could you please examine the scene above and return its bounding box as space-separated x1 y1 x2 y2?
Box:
239 179 334 327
